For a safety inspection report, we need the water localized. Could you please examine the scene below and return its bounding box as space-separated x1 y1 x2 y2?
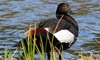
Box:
0 0 100 59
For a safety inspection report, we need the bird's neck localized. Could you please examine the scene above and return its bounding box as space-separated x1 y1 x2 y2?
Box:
56 14 78 31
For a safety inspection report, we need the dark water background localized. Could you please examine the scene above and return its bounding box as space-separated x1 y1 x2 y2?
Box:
0 0 100 59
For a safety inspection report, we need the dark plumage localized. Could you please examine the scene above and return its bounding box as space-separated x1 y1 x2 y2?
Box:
13 3 78 60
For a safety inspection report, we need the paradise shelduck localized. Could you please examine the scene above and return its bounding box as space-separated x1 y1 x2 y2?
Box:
13 3 78 60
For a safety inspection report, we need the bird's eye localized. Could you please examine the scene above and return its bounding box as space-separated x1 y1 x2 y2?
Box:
63 5 67 8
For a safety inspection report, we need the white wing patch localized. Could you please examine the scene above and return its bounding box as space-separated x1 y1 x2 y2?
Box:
53 30 74 43
44 28 49 31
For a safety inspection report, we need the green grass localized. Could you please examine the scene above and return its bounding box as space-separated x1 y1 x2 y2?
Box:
0 35 56 60
1 42 100 60
0 38 100 60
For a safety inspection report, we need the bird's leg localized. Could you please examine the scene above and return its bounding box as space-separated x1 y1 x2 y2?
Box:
58 45 63 60
58 51 62 60
47 52 50 60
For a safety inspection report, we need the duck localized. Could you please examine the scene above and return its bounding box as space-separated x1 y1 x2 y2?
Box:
13 3 78 60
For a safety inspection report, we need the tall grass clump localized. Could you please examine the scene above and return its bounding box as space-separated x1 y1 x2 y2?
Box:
15 15 65 60
18 33 56 60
